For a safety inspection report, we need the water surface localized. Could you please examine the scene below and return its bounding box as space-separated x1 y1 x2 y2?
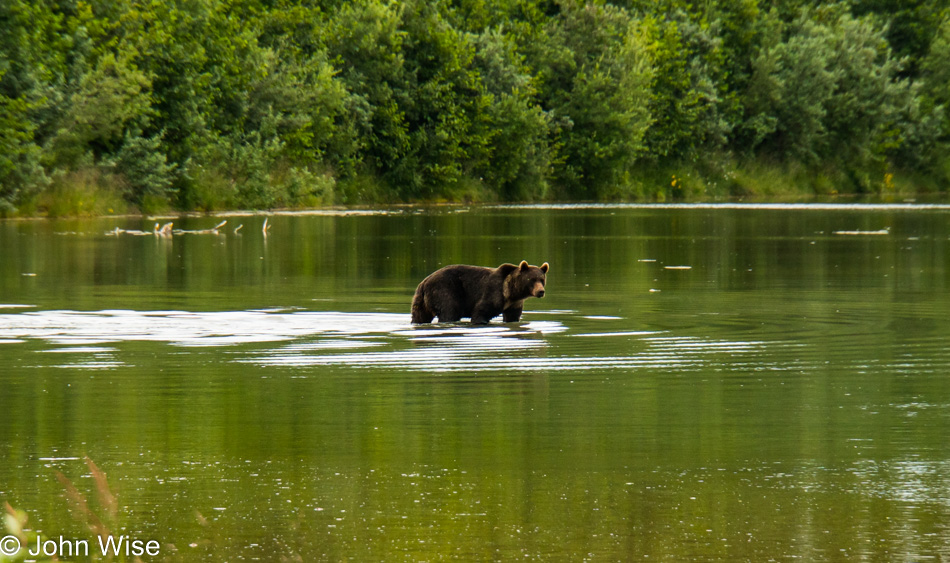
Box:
1 205 949 560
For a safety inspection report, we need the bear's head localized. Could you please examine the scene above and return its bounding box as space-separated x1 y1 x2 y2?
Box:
502 260 549 300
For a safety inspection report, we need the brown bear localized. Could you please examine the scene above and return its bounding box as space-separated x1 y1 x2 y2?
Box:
411 261 549 324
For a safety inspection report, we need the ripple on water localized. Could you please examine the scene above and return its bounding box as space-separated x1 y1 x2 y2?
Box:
0 309 794 374
244 320 784 374
0 309 410 347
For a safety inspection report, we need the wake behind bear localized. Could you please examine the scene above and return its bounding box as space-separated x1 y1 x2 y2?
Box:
411 261 549 324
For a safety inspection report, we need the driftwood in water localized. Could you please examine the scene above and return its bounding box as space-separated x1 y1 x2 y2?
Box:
106 220 250 237
106 222 174 237
173 220 228 235
833 228 890 236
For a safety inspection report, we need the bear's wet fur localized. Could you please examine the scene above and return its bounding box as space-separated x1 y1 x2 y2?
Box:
411 260 549 324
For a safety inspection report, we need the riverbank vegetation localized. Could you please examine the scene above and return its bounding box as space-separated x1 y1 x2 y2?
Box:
2 0 950 216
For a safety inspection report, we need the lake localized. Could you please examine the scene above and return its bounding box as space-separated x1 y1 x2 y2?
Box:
1 204 950 561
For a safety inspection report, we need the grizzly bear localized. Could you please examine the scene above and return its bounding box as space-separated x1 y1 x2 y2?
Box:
411 261 549 324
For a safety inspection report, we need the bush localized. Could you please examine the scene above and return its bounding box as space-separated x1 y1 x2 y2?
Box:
40 168 126 217
0 91 46 215
106 132 176 205
741 9 918 190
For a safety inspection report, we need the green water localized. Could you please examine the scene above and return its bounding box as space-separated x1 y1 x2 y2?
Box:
1 204 950 561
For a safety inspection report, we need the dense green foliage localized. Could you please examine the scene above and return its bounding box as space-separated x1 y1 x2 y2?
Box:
1 0 949 214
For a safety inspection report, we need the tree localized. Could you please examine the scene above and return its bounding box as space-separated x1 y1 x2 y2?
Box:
471 28 551 200
0 88 45 214
324 0 412 196
48 52 154 167
527 2 653 198
741 9 916 188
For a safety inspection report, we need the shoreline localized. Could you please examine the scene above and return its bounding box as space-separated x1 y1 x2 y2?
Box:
5 195 950 222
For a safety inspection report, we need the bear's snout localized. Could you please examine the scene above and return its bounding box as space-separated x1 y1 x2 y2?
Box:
532 281 545 298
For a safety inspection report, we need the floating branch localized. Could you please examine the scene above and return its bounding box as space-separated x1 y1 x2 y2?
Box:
262 217 271 235
106 222 172 237
173 220 227 235
233 224 244 234
833 228 890 236
106 220 235 237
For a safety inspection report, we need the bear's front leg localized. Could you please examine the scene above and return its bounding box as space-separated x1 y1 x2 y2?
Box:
502 305 523 322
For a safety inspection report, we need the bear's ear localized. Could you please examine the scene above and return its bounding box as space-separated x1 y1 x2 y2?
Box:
498 263 518 277
540 262 549 274
519 260 529 271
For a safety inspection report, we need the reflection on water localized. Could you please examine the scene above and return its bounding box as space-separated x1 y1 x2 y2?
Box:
0 308 775 373
2 205 950 561
0 308 409 346
0 307 802 377
491 202 950 210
